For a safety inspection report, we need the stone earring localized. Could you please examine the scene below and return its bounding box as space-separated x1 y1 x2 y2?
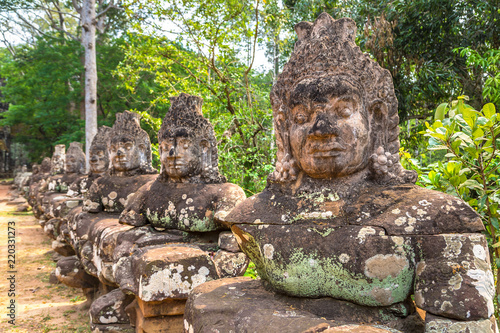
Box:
370 146 395 181
275 154 299 182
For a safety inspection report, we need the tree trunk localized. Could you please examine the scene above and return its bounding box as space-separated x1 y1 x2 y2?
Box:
81 0 98 173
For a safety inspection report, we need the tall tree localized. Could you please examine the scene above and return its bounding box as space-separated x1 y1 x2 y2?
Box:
72 0 120 171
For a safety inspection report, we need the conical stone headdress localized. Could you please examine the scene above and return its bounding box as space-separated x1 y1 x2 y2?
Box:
51 144 66 175
158 93 225 183
66 142 86 174
270 13 415 184
109 111 155 175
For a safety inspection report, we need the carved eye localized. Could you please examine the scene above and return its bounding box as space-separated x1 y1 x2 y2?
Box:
340 107 352 118
295 113 308 124
110 145 116 152
125 143 133 150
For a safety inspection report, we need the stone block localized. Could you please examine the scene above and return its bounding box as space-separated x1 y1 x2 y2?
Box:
212 250 248 278
137 298 186 317
118 245 219 302
218 231 240 252
135 303 183 333
90 288 134 325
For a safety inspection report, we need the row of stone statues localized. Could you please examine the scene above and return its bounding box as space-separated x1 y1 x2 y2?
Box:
25 13 495 333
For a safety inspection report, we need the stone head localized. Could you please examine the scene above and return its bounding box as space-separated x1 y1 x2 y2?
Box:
41 157 51 174
65 142 86 174
158 93 225 183
32 164 39 175
270 13 414 184
89 126 111 175
109 111 154 175
51 144 66 175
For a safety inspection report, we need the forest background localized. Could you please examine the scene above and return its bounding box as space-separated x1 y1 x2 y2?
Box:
1 0 500 309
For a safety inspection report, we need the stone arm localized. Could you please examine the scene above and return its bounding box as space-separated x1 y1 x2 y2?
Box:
82 181 104 213
213 184 247 225
414 233 497 332
118 183 148 227
67 177 87 198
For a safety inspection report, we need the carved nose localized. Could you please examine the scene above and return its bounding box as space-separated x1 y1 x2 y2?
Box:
169 147 175 156
90 155 98 162
309 114 339 137
117 149 124 156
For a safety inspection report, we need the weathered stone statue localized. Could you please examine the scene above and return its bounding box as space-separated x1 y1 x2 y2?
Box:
120 93 245 231
40 142 86 237
107 94 248 331
55 126 113 307
83 112 156 214
51 144 66 175
56 112 157 330
185 13 496 333
50 126 112 256
67 126 111 198
29 157 51 219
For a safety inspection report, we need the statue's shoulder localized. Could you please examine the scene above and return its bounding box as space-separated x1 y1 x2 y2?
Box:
225 188 298 225
351 184 484 235
216 182 246 198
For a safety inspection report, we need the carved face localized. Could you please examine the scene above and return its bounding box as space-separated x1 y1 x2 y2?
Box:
89 149 108 174
288 77 371 178
160 129 201 181
65 155 78 173
109 138 142 172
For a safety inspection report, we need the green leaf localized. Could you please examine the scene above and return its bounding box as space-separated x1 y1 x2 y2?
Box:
472 128 484 139
483 103 496 118
434 103 448 121
458 179 483 191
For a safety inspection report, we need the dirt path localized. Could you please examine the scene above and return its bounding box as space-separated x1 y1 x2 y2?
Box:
0 184 90 332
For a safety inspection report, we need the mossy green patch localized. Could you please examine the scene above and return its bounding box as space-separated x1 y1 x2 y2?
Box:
240 230 415 307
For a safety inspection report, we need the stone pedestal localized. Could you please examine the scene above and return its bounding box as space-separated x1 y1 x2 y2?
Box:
129 300 184 333
185 277 425 333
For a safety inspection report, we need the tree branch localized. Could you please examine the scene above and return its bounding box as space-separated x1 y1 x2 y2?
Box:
72 0 82 14
0 29 16 56
96 0 118 18
401 113 433 122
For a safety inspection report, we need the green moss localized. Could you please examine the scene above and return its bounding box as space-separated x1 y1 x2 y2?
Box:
240 231 414 307
298 189 339 204
310 227 335 237
184 216 215 232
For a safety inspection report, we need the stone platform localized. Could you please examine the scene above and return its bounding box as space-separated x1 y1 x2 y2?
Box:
184 277 425 333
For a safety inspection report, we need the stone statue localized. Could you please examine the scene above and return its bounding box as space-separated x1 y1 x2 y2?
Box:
51 126 112 256
83 111 157 214
50 144 66 175
107 94 248 331
29 157 51 219
67 126 111 198
42 143 86 218
120 93 245 232
57 114 157 314
185 13 496 333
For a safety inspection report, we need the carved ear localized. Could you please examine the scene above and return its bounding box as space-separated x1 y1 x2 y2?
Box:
369 100 388 124
368 100 389 151
200 139 211 172
138 143 147 151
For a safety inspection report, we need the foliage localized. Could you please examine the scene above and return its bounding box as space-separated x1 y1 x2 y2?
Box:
243 261 258 279
0 38 84 161
119 0 276 195
456 47 500 106
422 96 500 301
